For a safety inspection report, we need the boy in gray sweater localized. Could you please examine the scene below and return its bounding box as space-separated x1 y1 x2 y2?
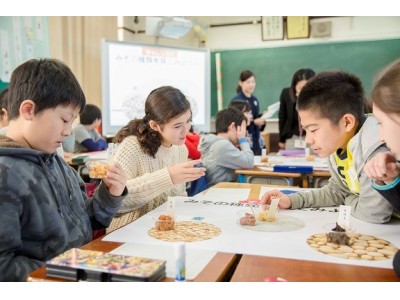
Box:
0 58 127 281
199 107 254 187
261 71 393 223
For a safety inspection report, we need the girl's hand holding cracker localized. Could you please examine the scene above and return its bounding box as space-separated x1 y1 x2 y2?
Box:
260 189 291 209
102 161 127 196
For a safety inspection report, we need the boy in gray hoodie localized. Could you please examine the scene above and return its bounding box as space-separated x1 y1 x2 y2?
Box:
261 71 393 224
0 58 128 281
199 107 254 187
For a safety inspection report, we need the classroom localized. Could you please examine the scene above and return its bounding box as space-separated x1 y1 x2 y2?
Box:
1 10 400 294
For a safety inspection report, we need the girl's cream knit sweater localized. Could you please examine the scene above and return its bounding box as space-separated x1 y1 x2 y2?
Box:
107 135 188 232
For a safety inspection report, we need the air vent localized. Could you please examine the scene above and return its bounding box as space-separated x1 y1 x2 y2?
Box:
311 21 332 37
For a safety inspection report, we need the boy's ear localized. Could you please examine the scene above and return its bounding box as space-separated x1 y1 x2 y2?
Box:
20 100 36 120
342 113 356 131
149 120 160 132
228 122 236 131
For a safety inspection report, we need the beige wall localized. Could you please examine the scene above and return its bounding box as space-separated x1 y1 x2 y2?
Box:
48 16 118 109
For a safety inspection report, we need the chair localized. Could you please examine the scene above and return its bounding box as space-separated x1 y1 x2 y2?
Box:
247 175 292 186
261 132 270 153
261 131 280 153
313 177 330 188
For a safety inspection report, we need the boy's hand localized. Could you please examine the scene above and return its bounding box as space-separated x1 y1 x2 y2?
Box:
364 151 400 185
168 159 206 185
236 122 247 139
260 189 292 209
102 162 127 196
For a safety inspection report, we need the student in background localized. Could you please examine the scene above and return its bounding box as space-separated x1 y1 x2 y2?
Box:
363 59 400 278
229 99 252 148
0 58 127 281
0 88 9 134
199 107 254 187
72 104 107 152
261 70 393 224
185 125 201 160
108 86 206 232
229 98 252 126
278 68 315 149
231 70 265 155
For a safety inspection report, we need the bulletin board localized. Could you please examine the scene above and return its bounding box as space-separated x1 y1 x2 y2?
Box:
0 16 50 88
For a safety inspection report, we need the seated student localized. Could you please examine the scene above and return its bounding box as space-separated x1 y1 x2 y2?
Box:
61 131 76 153
185 125 201 160
199 107 254 187
261 70 393 224
229 99 254 149
0 58 128 281
72 104 108 152
0 88 9 135
107 86 206 232
363 59 400 277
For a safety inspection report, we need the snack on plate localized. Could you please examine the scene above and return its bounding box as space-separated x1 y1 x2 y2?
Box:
239 213 256 226
260 156 268 163
88 161 109 178
257 208 277 222
326 222 350 245
155 215 175 231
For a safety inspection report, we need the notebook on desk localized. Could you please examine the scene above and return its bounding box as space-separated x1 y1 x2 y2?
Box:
273 165 313 174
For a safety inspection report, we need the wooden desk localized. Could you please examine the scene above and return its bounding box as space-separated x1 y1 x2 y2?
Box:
235 167 330 188
230 254 400 282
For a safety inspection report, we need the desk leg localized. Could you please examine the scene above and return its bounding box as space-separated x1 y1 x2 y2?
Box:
302 176 309 188
238 174 246 183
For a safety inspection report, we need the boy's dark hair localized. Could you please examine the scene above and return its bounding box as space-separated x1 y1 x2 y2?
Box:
114 86 191 157
229 99 251 112
236 70 255 93
215 107 246 134
0 88 8 118
297 71 365 124
80 104 102 125
7 58 86 120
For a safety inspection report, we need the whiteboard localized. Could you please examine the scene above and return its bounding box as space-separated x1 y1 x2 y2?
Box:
101 40 210 135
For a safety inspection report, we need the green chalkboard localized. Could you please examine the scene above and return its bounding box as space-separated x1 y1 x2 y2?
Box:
211 39 400 116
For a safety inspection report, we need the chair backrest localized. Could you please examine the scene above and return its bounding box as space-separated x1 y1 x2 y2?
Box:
247 175 291 186
261 132 270 153
314 177 330 188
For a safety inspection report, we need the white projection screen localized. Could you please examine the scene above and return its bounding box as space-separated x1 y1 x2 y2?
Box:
101 40 211 136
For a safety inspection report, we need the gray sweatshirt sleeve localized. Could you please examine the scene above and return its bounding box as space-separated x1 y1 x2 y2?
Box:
290 161 393 224
214 139 254 169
